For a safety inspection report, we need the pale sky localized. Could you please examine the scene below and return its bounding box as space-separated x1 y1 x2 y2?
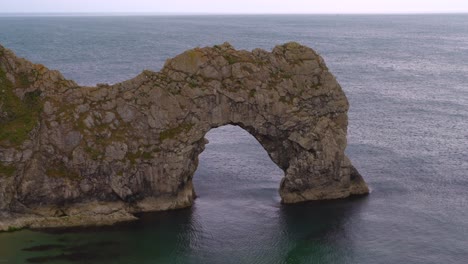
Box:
1 0 468 14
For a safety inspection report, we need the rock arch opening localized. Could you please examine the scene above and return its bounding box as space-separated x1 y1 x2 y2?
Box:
193 125 284 202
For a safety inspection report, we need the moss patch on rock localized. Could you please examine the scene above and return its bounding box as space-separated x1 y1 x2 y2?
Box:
159 123 194 141
16 72 33 88
223 54 239 65
249 89 257 98
46 162 81 181
6 226 24 232
84 146 103 161
0 162 16 177
126 149 156 165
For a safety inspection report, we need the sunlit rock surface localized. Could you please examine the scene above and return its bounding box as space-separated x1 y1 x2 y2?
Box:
0 42 368 230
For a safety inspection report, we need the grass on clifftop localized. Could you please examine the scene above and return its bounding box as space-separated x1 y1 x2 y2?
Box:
0 69 42 147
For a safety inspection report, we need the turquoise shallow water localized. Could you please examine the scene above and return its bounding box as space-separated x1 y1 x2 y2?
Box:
0 15 467 263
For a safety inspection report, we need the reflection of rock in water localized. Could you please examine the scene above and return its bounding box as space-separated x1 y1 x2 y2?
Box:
279 196 368 263
27 252 108 264
0 42 368 230
22 244 65 252
25 241 120 263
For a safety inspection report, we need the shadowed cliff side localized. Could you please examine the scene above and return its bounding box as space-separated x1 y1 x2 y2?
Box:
0 42 369 231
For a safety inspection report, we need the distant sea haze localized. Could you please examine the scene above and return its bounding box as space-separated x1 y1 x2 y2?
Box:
0 14 467 263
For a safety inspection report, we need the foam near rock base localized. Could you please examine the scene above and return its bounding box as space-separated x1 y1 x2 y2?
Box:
0 42 369 231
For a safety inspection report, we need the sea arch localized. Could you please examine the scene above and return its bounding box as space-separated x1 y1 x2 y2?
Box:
0 42 368 229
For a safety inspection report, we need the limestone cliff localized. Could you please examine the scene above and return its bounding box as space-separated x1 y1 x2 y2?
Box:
0 42 368 230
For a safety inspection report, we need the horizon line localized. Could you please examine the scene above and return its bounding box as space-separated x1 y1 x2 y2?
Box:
0 11 468 16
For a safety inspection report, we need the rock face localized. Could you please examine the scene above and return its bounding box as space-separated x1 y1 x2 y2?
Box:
0 42 369 230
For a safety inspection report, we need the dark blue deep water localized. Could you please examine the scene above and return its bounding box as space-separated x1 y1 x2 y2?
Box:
0 15 467 263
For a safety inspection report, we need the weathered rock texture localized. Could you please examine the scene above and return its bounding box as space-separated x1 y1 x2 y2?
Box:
0 42 368 230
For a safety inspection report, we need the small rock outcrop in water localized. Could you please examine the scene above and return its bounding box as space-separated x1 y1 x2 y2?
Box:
0 42 369 230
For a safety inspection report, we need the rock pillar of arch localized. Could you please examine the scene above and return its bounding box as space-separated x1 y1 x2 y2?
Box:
160 42 369 204
0 42 368 229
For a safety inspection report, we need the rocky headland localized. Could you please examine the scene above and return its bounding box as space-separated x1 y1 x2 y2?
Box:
0 42 369 231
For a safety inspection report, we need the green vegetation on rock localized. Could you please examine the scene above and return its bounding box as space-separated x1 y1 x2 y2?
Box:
0 162 16 177
126 149 157 165
188 79 198 88
84 146 102 161
16 72 32 88
46 162 81 181
249 89 257 98
0 69 42 146
6 226 24 232
223 54 239 65
159 123 194 141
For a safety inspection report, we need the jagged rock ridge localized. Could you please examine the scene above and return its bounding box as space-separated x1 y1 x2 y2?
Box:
0 42 369 230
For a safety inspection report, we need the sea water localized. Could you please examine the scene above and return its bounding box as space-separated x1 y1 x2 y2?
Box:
0 14 467 263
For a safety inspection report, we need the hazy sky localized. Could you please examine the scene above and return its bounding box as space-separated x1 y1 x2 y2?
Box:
2 0 468 14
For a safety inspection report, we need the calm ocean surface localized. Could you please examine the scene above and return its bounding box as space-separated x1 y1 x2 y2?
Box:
0 14 467 263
